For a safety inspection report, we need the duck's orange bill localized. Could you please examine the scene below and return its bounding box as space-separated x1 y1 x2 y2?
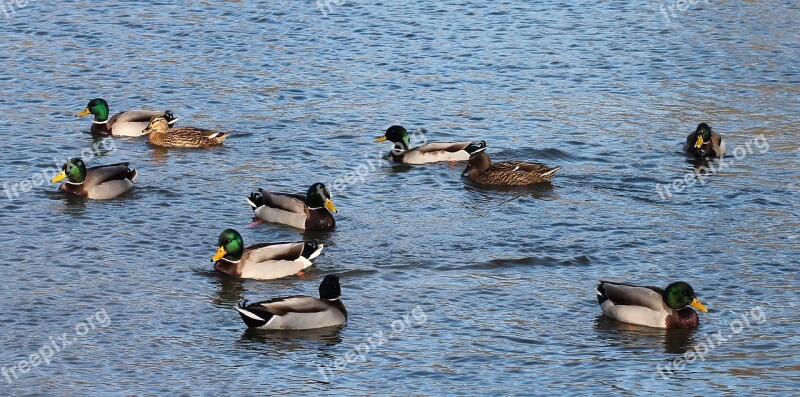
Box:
51 171 67 183
374 135 387 143
694 135 704 148
324 199 338 213
690 297 708 312
76 108 91 117
211 246 227 262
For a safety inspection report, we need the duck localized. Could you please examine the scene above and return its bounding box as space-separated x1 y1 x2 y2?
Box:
374 125 487 164
50 158 138 199
211 229 324 280
596 280 708 329
76 98 178 137
235 274 347 330
142 115 230 148
462 151 560 185
247 183 337 231
684 123 726 158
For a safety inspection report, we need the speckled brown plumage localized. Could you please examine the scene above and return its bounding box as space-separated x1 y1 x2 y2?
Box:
463 152 560 185
144 116 230 148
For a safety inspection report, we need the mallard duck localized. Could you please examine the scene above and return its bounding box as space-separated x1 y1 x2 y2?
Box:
235 274 347 330
76 98 178 137
462 151 560 185
684 123 726 158
247 183 337 231
211 229 324 280
374 125 487 164
50 158 138 199
596 281 708 329
142 116 230 148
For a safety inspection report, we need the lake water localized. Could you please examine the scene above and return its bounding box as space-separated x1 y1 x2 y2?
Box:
0 0 798 395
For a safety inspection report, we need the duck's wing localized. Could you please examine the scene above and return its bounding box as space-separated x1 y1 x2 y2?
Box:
597 281 666 312
84 163 137 186
414 141 483 154
246 296 332 316
683 131 696 152
108 110 167 126
258 190 308 213
710 131 725 156
243 242 307 262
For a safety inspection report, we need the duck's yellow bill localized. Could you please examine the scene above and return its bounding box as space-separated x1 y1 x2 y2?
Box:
690 298 708 313
211 246 227 262
51 171 67 183
76 108 91 118
324 198 338 213
694 135 704 148
374 135 387 143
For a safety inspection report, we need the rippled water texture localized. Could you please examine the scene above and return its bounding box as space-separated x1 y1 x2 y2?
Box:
0 0 798 395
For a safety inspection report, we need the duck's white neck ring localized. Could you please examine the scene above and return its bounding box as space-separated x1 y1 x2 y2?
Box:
65 181 84 186
93 120 109 125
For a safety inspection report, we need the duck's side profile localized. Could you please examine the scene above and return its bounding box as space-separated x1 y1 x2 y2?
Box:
375 125 487 164
50 158 138 199
462 152 560 185
247 183 337 231
235 274 347 330
211 229 323 280
596 281 708 329
76 98 177 137
143 116 230 148
684 123 726 158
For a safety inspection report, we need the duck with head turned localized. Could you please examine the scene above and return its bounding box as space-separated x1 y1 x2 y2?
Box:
247 183 337 231
76 98 178 137
684 123 726 158
143 115 230 148
235 274 347 330
211 229 324 280
596 280 708 329
462 151 560 185
50 158 138 199
375 125 487 164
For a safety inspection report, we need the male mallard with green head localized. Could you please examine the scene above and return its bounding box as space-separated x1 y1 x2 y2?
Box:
596 281 708 329
143 115 230 148
76 98 177 137
247 183 337 231
50 158 138 199
236 274 347 330
375 125 487 164
462 151 560 185
684 123 726 158
211 229 324 280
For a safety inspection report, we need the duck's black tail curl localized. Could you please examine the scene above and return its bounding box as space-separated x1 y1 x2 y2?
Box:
465 140 487 155
246 190 264 210
596 282 607 304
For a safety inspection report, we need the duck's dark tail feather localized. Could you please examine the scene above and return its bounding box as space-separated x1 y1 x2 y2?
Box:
236 300 271 328
246 189 264 211
596 282 607 304
164 110 179 126
465 140 487 155
127 167 139 183
301 241 324 260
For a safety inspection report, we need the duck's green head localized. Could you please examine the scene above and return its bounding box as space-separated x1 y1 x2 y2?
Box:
212 229 244 262
319 274 342 300
694 123 712 148
375 125 410 150
51 158 87 184
664 282 708 312
76 98 110 122
307 182 337 213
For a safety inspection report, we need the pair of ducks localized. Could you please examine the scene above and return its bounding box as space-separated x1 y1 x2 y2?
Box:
76 98 230 148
